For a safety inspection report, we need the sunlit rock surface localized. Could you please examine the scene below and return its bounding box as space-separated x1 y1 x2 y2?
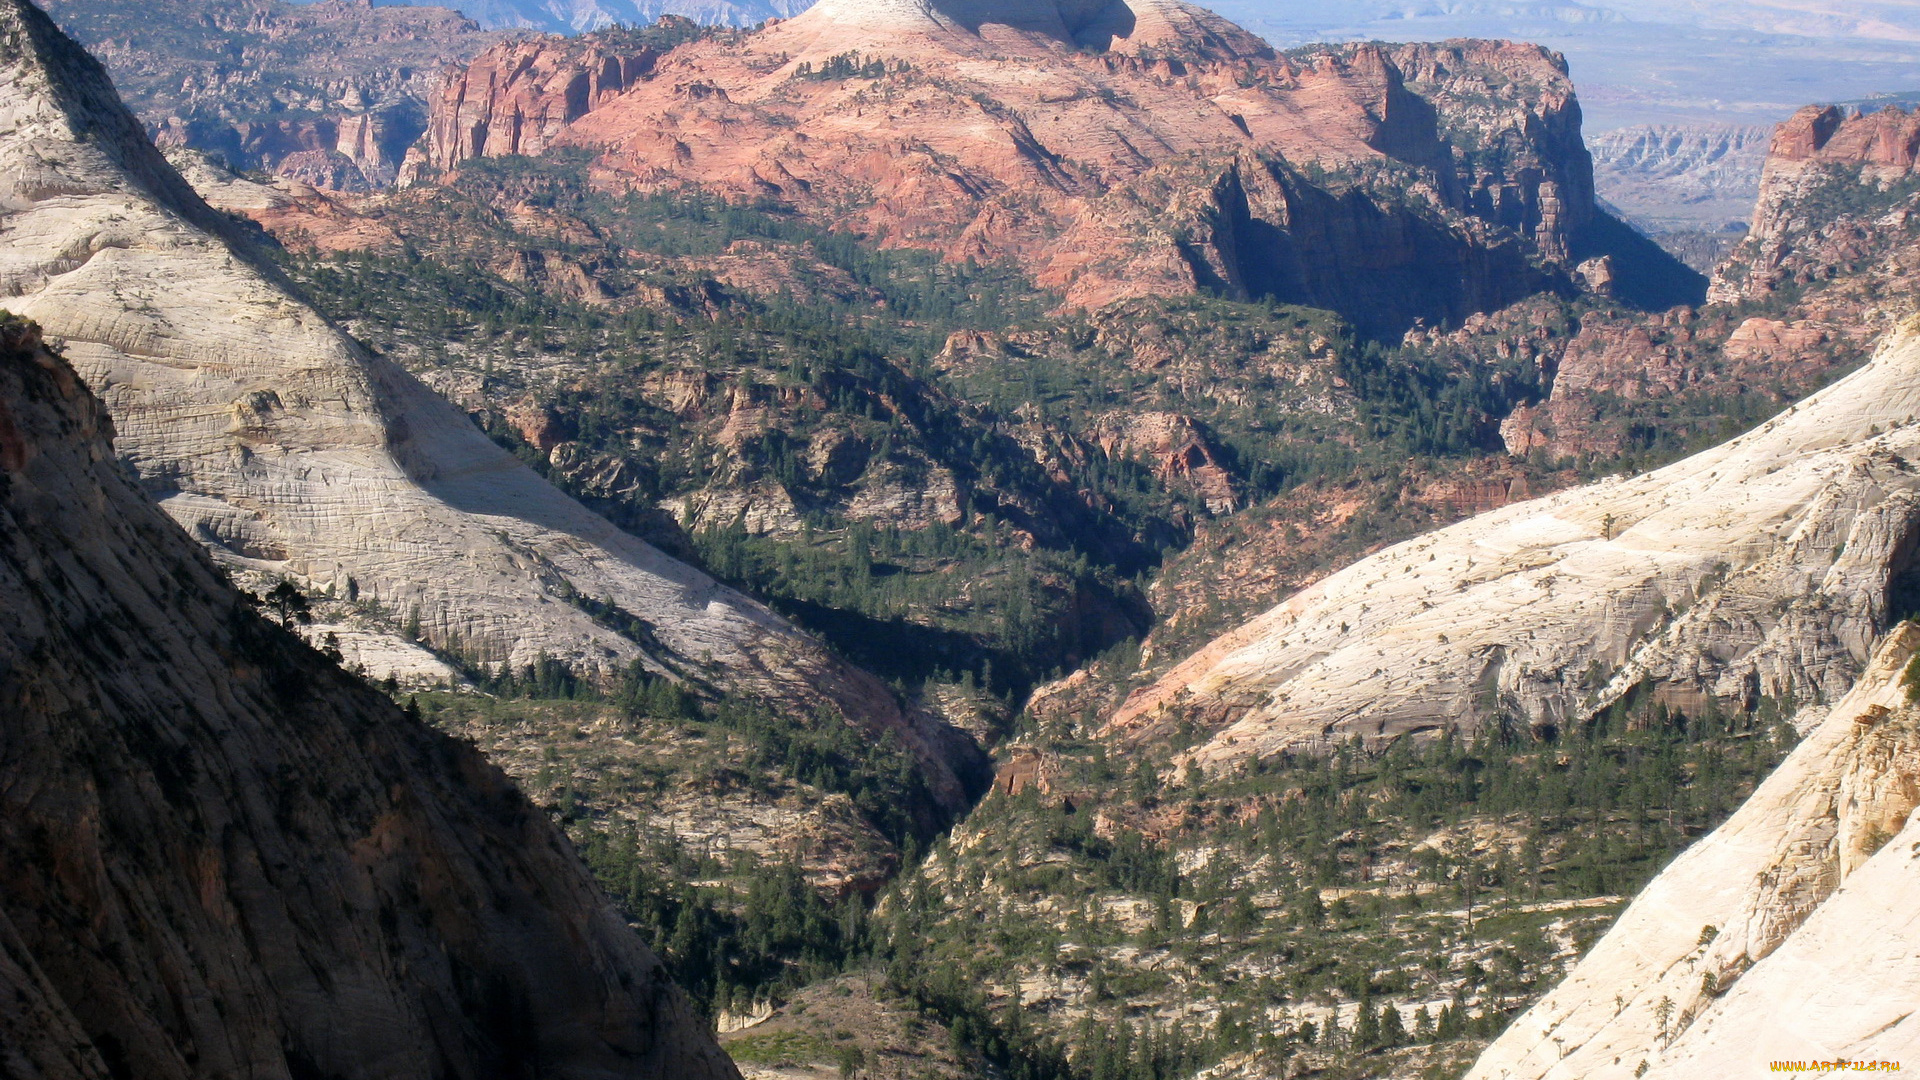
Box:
1470 624 1920 1080
0 0 985 811
1116 321 1920 764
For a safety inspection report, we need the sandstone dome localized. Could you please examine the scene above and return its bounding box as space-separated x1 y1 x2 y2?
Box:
764 0 1271 60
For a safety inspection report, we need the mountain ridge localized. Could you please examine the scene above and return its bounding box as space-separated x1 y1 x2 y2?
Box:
0 310 741 1079
0 0 987 818
407 8 1703 332
1113 319 1920 764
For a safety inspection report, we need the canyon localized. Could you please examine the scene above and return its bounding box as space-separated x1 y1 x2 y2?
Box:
1587 124 1771 233
41 0 509 189
6 0 1920 1077
0 0 985 828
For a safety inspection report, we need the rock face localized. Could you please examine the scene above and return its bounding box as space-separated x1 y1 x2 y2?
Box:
412 32 665 169
0 0 981 812
42 0 507 190
1468 624 1920 1080
1495 307 1862 463
1112 319 1920 763
1710 104 1920 310
1587 123 1771 232
1087 410 1238 514
1500 105 1920 465
450 0 812 32
409 2 1700 331
0 315 738 1079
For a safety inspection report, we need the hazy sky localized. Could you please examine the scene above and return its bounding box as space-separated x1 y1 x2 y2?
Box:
1209 0 1920 128
359 0 1920 129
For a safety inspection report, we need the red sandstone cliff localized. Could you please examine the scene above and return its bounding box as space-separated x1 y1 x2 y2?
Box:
1710 103 1920 310
401 1 1686 331
406 29 667 176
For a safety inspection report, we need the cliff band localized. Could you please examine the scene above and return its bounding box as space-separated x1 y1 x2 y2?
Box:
407 0 1702 328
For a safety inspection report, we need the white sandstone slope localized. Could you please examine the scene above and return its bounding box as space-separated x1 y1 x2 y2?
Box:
0 0 977 798
760 0 1271 62
1114 319 1920 764
1469 623 1920 1080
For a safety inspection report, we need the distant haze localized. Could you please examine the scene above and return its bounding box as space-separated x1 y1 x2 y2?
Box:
1213 0 1920 130
351 0 1920 130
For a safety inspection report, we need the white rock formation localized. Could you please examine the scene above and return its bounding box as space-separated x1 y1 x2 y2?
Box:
0 0 976 799
1114 319 1920 765
1469 623 1920 1080
762 0 1269 61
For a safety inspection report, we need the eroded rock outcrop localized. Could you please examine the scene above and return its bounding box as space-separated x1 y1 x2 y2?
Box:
408 1 1698 330
1088 410 1238 513
44 0 507 190
1710 103 1920 312
1496 104 1918 465
0 0 983 815
0 315 738 1079
1587 123 1771 231
1113 320 1920 763
1469 625 1920 1080
1495 307 1863 462
409 31 664 177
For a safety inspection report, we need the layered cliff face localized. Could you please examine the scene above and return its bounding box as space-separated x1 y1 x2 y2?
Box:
449 0 811 33
1479 104 1920 466
43 0 508 190
0 0 983 814
406 1 1698 331
0 315 738 1079
1587 122 1770 239
414 26 677 168
1710 103 1920 314
1469 623 1920 1080
1112 320 1920 763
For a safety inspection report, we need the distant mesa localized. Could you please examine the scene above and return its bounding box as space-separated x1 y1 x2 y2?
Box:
408 2 1701 336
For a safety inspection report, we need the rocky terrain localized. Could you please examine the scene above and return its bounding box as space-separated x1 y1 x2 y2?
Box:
171 27 1903 1038
848 256 1920 1080
0 0 985 822
1711 102 1920 316
1588 123 1771 233
407 0 1703 329
20 2 1920 1077
447 0 810 32
1470 619 1920 1080
1116 321 1920 762
1442 105 1920 475
42 0 509 189
0 309 737 1078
